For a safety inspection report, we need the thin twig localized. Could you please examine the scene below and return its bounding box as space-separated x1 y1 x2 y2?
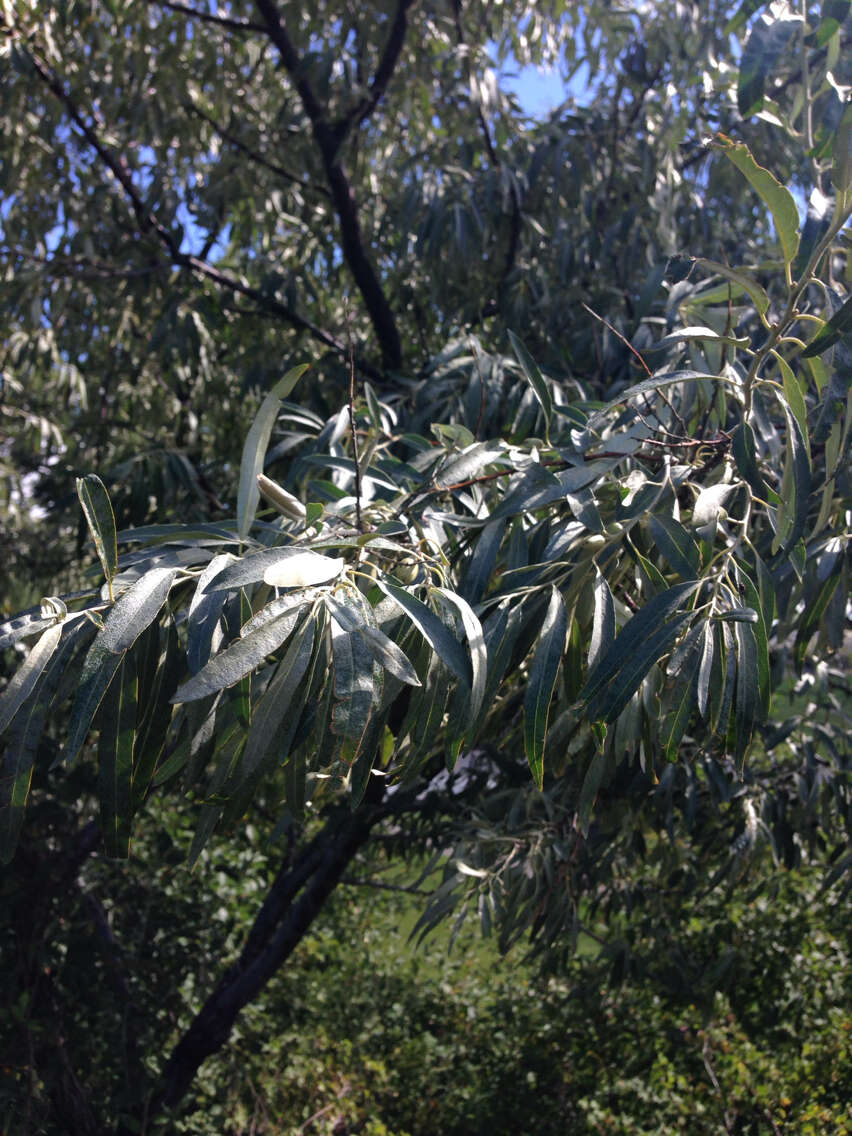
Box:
582 302 691 436
581 301 651 376
4 245 167 280
185 100 330 198
146 0 266 32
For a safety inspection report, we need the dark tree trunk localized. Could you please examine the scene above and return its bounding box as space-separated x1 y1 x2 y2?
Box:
141 798 387 1126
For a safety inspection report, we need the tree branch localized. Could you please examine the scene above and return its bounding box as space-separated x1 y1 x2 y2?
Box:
148 801 387 1117
4 246 169 281
185 99 330 198
331 0 417 139
254 0 403 370
146 0 266 33
26 48 365 366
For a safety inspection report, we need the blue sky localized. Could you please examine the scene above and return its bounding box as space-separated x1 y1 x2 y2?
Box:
505 61 589 115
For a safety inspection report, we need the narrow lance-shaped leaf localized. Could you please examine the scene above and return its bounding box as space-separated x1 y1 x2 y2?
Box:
206 548 343 592
187 553 237 673
578 749 608 837
523 587 568 789
263 551 345 588
0 600 67 650
187 803 223 870
580 581 701 707
587 611 694 725
566 489 603 534
697 622 715 719
172 606 302 704
777 356 809 453
0 623 63 737
0 624 89 863
832 100 852 191
433 443 508 490
324 595 421 687
508 330 552 438
737 569 771 717
773 405 812 553
793 568 842 670
100 566 179 655
695 259 771 319
648 514 700 580
588 572 615 672
802 293 852 357
404 645 451 764
659 326 750 349
98 654 138 859
718 136 800 266
490 460 619 521
662 626 704 761
460 516 505 604
733 621 759 765
595 370 725 415
64 640 126 765
376 579 470 684
76 474 118 591
435 588 487 725
237 363 310 540
132 617 182 810
241 617 316 782
359 626 421 688
732 420 768 500
331 621 376 768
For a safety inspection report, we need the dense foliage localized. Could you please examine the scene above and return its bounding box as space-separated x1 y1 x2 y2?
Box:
4 824 850 1134
1 0 850 1131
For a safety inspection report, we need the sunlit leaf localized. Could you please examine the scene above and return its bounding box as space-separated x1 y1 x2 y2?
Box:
376 579 470 684
697 622 714 719
263 551 345 588
100 567 178 655
588 572 615 673
76 474 118 588
718 136 800 265
173 605 303 703
0 623 62 737
435 588 487 725
237 364 310 540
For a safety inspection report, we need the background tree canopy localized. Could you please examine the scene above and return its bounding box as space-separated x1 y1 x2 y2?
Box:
1 1 850 1132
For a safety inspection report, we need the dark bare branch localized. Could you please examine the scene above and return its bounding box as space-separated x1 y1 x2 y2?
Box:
4 246 168 281
254 0 403 370
185 99 331 198
146 0 266 33
150 801 385 1116
332 0 417 139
